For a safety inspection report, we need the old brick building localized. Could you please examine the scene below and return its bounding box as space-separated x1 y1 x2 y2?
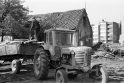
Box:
29 9 93 46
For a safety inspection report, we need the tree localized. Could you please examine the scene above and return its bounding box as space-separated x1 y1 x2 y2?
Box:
0 0 29 41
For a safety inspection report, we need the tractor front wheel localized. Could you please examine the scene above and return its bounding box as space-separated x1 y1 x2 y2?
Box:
89 66 108 83
56 69 68 83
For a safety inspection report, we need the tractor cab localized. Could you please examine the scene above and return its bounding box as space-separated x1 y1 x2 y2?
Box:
44 28 77 47
42 28 78 57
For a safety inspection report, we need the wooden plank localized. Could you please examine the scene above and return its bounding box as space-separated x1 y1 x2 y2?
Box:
5 44 19 55
0 45 6 56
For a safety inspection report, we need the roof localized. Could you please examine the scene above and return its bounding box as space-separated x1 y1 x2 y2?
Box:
29 9 87 30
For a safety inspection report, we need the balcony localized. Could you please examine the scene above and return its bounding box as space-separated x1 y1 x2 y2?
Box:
107 29 113 32
107 33 113 36
108 37 113 40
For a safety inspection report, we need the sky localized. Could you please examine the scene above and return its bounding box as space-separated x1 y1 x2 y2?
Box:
23 0 124 42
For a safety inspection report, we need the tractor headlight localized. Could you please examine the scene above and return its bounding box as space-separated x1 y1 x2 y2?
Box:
71 51 75 55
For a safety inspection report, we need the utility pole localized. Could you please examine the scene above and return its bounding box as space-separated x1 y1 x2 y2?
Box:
85 0 87 10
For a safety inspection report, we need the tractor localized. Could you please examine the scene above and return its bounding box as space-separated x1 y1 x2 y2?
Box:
33 28 108 83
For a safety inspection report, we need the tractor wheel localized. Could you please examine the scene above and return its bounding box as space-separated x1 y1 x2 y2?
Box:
33 48 49 80
56 69 68 83
89 66 108 83
11 59 21 74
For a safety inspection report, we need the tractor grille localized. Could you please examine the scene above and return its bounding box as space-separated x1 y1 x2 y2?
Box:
75 47 92 67
75 51 85 64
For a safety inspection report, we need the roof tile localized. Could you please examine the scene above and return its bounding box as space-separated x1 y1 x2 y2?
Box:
29 9 87 30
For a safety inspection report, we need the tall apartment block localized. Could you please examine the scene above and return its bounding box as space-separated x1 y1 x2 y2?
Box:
92 25 100 44
92 20 121 44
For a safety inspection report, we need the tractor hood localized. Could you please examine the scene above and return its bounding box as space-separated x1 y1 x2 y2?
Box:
61 46 92 54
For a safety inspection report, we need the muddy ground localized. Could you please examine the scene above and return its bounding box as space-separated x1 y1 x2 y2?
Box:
1 57 124 83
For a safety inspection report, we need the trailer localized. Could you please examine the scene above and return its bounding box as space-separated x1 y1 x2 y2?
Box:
0 39 41 74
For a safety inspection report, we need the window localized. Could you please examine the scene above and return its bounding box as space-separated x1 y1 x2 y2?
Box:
55 31 73 46
49 32 53 45
46 32 48 43
44 33 46 43
83 16 87 26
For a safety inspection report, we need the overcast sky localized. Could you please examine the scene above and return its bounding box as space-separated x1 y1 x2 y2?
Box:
23 0 124 42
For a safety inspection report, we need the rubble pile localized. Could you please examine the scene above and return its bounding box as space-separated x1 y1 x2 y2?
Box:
92 51 115 59
92 55 124 80
92 43 124 59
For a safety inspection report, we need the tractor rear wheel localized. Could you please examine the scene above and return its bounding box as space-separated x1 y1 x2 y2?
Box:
33 48 49 80
56 69 68 83
11 59 21 74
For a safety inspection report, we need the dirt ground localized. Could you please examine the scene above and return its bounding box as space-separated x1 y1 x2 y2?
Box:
1 57 124 83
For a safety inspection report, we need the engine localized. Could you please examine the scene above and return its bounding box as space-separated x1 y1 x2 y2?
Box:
61 46 92 68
